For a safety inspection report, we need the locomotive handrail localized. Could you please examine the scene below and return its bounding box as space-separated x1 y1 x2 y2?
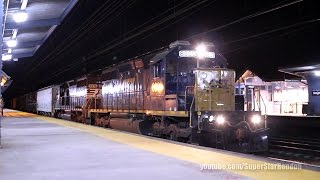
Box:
189 97 195 128
184 86 194 112
56 96 86 110
225 120 265 133
258 93 267 128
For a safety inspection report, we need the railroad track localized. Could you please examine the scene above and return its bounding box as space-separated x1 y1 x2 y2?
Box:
268 137 320 165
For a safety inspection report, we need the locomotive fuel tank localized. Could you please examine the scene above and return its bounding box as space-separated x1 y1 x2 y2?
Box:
96 113 155 135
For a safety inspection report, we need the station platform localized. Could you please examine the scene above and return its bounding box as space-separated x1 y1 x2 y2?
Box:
0 109 319 180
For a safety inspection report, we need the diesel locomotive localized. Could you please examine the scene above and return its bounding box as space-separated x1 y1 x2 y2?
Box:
13 41 268 152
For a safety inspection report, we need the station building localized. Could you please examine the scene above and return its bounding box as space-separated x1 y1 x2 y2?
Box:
236 70 308 116
280 64 320 115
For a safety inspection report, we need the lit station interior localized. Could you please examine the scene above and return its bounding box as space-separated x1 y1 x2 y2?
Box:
280 64 320 115
0 1 319 180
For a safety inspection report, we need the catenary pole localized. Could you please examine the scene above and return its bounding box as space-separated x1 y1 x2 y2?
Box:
0 0 4 147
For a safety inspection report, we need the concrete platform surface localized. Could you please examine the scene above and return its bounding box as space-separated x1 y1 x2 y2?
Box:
1 109 320 180
0 110 246 180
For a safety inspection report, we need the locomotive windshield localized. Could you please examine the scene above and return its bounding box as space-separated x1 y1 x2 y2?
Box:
169 58 217 73
194 69 235 112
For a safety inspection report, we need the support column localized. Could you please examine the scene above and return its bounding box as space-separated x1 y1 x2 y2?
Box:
0 0 4 146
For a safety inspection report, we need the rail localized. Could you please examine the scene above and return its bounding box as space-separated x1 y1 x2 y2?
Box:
268 136 320 164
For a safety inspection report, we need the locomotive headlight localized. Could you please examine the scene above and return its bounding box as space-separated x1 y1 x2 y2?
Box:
251 115 261 124
196 44 207 59
261 135 268 140
208 115 214 122
216 115 225 124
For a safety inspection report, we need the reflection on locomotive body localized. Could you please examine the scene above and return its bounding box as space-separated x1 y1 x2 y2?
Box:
12 41 268 153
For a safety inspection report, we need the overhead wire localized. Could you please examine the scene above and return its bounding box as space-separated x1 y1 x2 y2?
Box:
38 0 305 85
26 0 123 74
37 0 212 84
81 0 219 66
88 0 210 58
184 0 303 40
223 19 319 55
222 19 319 46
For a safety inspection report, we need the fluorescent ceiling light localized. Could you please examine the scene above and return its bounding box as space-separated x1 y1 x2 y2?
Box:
6 40 17 47
314 70 320 77
13 11 28 23
2 54 13 61
8 48 12 54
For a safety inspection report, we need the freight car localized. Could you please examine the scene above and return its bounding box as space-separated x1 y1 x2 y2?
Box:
16 41 269 153
36 86 59 116
12 91 37 113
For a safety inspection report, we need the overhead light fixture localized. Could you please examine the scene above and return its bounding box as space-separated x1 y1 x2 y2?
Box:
6 39 17 47
314 70 320 77
13 58 19 62
8 48 12 54
13 11 28 23
2 54 13 61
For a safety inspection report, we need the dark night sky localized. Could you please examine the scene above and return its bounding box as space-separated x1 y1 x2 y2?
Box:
3 0 320 98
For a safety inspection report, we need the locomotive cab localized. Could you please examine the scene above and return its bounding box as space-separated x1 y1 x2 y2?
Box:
193 67 268 152
158 41 268 152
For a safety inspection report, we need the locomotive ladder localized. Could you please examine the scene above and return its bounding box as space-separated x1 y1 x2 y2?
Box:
212 129 225 149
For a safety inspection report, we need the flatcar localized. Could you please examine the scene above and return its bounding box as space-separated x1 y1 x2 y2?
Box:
15 41 268 153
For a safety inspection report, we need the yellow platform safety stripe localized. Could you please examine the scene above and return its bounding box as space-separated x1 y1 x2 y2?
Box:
2 111 38 117
4 111 320 180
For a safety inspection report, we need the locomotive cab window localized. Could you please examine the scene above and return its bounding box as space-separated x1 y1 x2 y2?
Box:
153 61 163 77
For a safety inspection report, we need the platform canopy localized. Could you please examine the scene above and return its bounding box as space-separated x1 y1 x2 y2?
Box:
279 64 320 77
1 0 78 61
